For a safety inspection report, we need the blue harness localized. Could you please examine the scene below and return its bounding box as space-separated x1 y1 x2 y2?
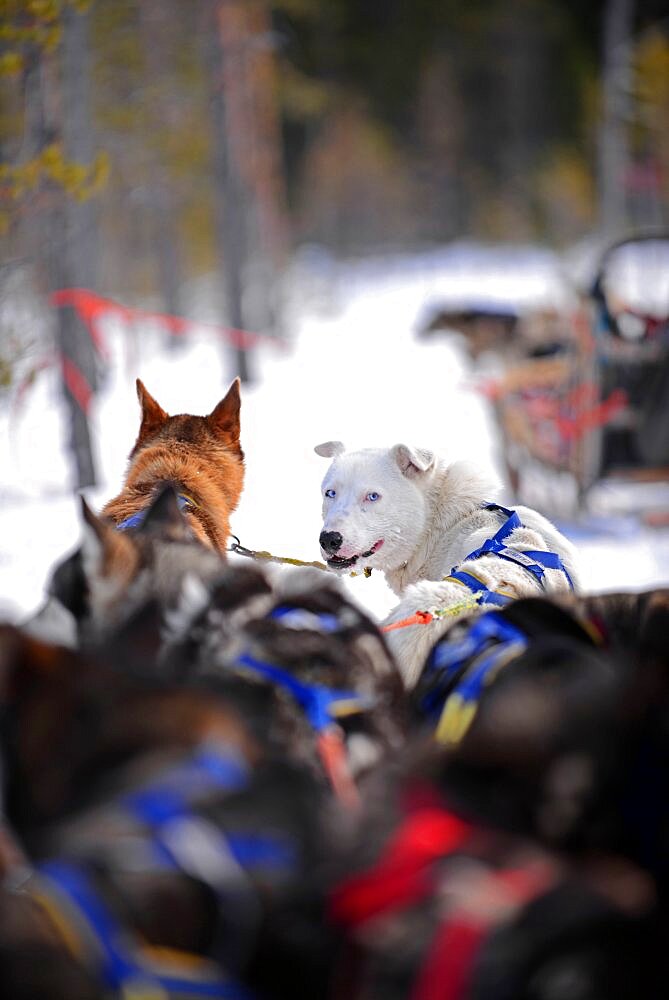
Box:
444 503 575 608
30 746 295 998
418 611 528 744
116 493 195 532
35 861 252 999
235 606 374 733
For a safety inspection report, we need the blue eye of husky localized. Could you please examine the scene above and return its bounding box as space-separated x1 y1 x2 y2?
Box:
366 492 380 502
325 488 336 498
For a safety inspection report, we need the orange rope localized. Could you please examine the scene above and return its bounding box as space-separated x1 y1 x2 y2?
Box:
317 726 360 809
382 610 433 632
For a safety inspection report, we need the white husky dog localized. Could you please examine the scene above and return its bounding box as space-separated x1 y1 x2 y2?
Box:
315 441 581 687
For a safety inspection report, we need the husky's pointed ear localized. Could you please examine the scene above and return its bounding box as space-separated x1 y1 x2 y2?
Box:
48 547 88 621
314 441 345 458
139 485 190 540
134 379 169 452
79 496 117 574
207 378 241 443
392 444 435 478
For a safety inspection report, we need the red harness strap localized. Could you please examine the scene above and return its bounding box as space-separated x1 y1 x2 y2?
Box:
410 863 556 1000
411 918 485 1000
329 808 472 926
330 804 557 1000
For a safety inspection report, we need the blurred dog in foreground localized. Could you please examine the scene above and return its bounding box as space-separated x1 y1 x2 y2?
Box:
103 377 244 554
329 749 662 1000
314 440 580 686
165 563 408 806
0 620 333 1000
411 588 669 872
24 377 244 647
327 588 669 999
6 562 669 997
24 485 225 647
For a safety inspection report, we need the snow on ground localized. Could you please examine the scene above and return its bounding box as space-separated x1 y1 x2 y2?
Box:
1 244 668 625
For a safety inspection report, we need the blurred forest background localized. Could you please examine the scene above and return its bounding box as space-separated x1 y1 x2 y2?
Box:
1 0 668 485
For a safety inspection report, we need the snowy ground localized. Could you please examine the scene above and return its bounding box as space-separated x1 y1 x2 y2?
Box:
1 243 668 625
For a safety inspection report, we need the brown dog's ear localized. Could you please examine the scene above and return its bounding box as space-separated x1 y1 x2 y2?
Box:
134 379 169 451
207 377 241 442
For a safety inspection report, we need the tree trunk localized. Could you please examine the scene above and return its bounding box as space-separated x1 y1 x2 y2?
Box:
138 0 183 348
20 10 99 490
202 0 251 384
598 0 634 240
55 2 99 488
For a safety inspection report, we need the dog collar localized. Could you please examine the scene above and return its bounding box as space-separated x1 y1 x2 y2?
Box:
116 493 197 532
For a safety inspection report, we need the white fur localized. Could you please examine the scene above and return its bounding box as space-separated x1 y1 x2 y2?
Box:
21 595 78 648
315 442 581 688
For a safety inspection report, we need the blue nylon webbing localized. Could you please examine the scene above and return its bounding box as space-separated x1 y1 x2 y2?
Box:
37 860 252 998
123 749 249 827
32 746 300 997
115 510 145 532
115 493 193 533
420 612 526 719
122 749 295 873
235 652 368 732
448 503 575 597
447 570 513 607
270 605 341 633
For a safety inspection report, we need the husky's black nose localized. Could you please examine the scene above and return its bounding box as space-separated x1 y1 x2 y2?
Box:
319 530 343 554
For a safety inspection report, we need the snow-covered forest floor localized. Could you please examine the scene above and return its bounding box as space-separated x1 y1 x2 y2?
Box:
2 244 668 624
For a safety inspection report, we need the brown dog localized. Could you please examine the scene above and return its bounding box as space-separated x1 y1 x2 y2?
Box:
102 377 244 554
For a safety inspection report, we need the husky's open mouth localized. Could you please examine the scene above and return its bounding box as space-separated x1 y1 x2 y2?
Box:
326 539 384 570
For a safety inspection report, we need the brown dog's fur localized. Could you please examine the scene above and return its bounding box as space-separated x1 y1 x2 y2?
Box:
102 378 244 554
